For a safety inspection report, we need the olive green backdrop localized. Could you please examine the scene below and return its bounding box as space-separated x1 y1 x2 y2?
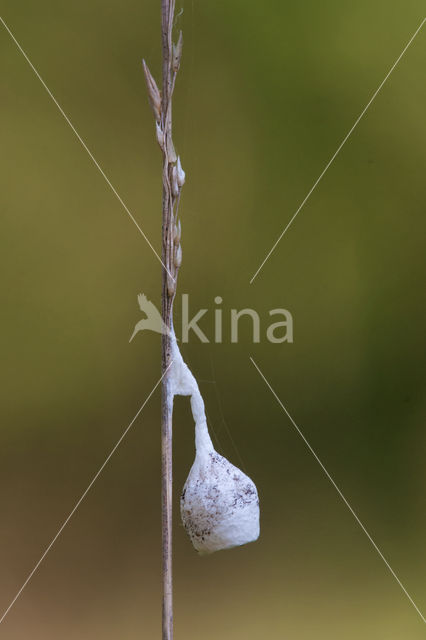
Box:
0 1 425 638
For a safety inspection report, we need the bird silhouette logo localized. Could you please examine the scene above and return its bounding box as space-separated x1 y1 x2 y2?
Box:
129 294 171 342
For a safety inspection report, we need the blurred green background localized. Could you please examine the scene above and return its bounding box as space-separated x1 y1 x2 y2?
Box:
1 1 425 638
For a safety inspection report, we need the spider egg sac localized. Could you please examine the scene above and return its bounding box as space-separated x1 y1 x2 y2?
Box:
181 425 260 554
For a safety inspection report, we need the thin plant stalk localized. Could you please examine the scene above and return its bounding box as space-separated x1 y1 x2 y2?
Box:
143 2 184 636
161 1 181 637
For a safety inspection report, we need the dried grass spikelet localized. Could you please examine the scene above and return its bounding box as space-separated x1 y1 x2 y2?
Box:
172 31 183 73
170 334 260 555
174 243 182 268
166 132 177 163
171 164 180 197
167 272 176 297
176 156 185 187
142 59 161 122
173 219 181 245
155 122 164 149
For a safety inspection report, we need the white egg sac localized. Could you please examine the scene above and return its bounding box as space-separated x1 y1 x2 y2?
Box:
181 448 260 554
